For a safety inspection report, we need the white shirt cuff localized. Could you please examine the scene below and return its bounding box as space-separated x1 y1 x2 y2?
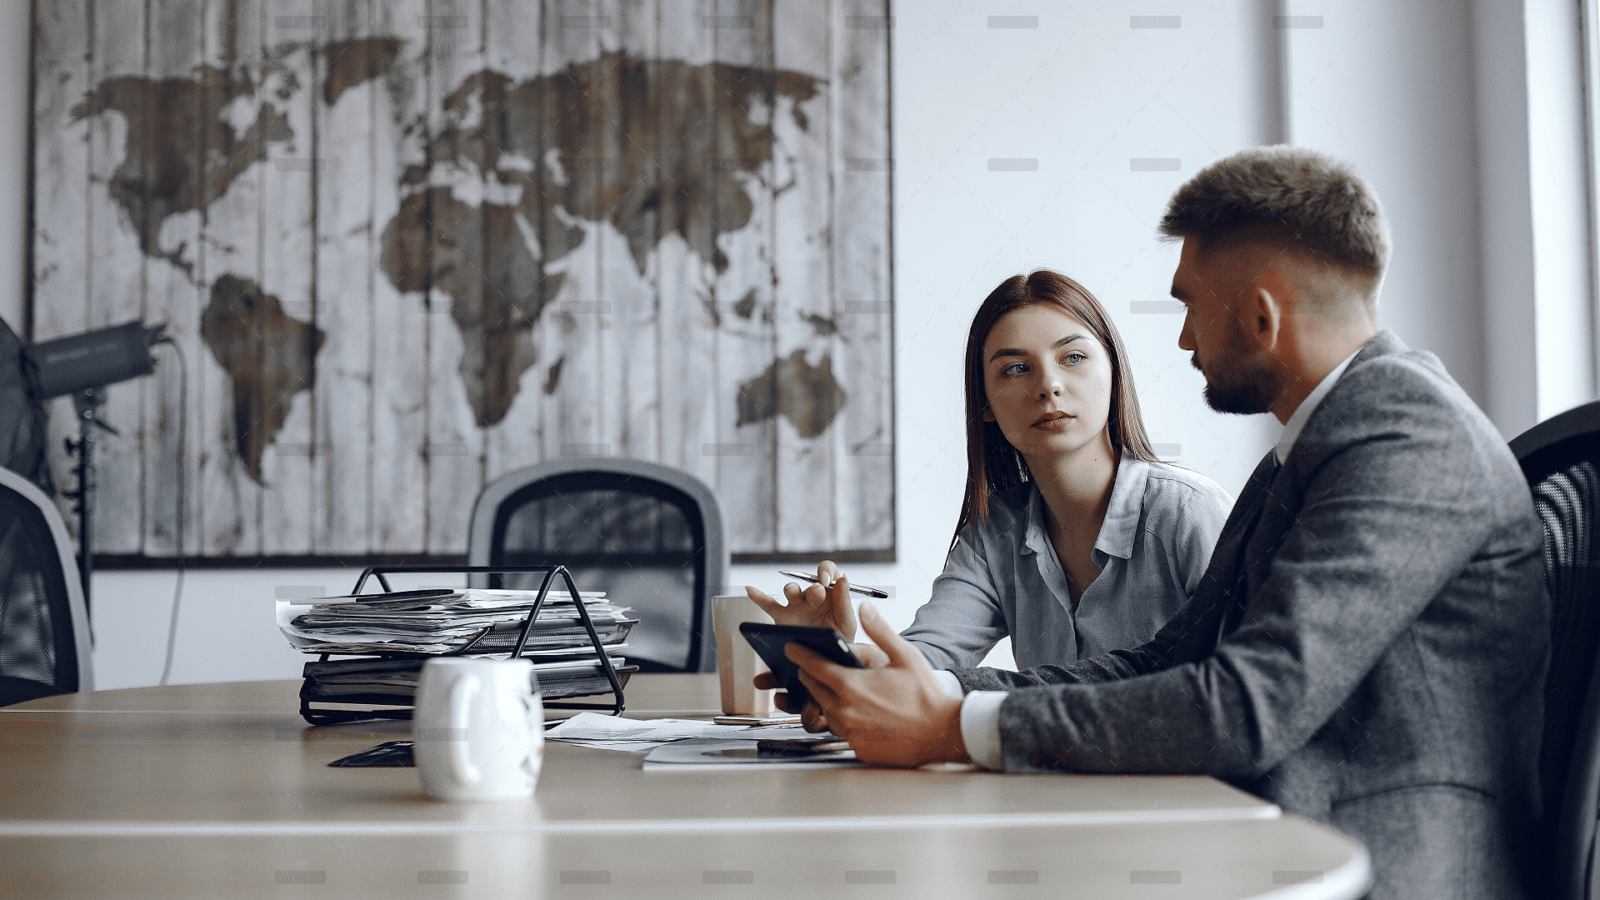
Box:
959 691 1007 770
932 669 964 700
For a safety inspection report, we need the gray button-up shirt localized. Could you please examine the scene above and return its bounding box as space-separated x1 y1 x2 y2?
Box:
902 458 1233 670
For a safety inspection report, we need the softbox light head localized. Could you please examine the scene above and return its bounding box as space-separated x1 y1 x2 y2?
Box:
28 321 166 399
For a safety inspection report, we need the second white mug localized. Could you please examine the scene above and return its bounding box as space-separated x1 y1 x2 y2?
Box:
713 594 776 716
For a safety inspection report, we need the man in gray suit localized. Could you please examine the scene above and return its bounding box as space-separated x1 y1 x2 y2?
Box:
774 146 1550 898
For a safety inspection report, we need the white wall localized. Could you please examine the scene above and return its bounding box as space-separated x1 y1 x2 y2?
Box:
14 1 1585 688
1475 0 1542 434
1472 0 1600 436
1284 0 1488 402
1525 0 1598 421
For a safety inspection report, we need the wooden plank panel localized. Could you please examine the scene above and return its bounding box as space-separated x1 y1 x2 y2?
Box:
589 0 639 467
255 0 322 555
829 0 893 553
31 0 92 538
312 0 383 554
138 0 209 558
523 0 563 471
540 0 607 483
192 0 266 557
419 0 489 555
29 0 91 339
510 0 574 473
367 0 430 554
478 0 548 488
81 0 149 557
653 0 719 497
706 0 781 553
766 0 836 554
606 0 662 464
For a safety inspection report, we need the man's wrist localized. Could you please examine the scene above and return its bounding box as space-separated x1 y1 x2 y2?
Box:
918 693 968 765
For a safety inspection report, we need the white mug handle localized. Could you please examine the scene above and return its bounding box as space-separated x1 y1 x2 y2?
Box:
446 676 478 787
521 693 543 778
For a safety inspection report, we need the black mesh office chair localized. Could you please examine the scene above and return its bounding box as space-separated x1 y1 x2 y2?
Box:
0 466 93 706
1511 399 1600 899
467 458 727 673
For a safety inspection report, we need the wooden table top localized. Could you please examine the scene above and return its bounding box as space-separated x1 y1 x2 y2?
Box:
0 676 1281 835
0 676 1371 899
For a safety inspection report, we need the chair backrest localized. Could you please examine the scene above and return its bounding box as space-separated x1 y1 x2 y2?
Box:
466 458 726 673
1511 399 1600 900
0 466 93 706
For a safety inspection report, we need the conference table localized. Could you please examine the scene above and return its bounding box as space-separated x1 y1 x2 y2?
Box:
0 676 1370 898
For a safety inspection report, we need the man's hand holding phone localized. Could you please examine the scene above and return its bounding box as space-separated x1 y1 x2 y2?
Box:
748 603 968 768
750 628 887 732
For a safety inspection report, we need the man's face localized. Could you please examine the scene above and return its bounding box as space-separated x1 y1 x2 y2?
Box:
1171 237 1278 415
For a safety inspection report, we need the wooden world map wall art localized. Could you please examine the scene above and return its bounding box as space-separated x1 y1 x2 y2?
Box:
31 0 894 563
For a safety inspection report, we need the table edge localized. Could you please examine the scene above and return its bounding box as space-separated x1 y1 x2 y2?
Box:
0 804 1282 836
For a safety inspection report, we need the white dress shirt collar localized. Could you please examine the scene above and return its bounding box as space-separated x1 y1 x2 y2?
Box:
1274 348 1361 465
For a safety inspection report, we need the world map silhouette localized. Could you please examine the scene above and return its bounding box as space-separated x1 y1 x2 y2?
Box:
72 39 844 481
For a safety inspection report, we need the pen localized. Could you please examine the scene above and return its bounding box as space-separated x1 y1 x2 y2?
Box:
777 570 889 599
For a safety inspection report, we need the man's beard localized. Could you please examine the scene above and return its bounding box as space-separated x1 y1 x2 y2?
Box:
1192 327 1277 415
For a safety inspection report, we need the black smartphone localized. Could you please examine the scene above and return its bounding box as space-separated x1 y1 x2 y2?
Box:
740 622 865 709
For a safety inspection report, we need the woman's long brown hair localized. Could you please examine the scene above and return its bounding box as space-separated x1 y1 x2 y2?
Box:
952 270 1159 547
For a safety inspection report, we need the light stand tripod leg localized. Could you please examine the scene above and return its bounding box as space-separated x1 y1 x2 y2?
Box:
65 386 111 616
76 412 92 612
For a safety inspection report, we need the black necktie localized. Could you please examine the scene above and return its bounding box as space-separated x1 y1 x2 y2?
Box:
1215 451 1282 646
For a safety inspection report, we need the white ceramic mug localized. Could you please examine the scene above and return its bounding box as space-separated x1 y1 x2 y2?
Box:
413 658 543 801
713 594 776 716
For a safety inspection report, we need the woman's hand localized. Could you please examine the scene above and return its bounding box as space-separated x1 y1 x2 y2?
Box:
744 560 860 642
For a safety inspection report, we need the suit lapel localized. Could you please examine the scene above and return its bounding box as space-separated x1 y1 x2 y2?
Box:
1214 451 1281 646
1190 334 1401 653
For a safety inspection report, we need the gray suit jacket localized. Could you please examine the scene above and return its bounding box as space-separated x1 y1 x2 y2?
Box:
951 331 1550 899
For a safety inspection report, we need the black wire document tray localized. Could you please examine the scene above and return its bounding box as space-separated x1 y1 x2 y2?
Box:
286 565 635 725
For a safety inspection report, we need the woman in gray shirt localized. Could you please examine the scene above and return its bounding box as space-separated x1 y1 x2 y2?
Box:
750 270 1231 669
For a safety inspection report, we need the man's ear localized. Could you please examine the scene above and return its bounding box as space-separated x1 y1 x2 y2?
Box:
1246 271 1288 352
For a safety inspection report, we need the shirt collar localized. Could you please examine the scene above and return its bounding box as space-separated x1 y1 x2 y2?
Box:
1021 455 1148 561
1095 456 1148 560
1274 348 1360 464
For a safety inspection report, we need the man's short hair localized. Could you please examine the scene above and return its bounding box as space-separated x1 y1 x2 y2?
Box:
1159 145 1390 283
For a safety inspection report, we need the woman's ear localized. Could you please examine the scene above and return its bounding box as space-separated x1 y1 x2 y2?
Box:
981 405 996 423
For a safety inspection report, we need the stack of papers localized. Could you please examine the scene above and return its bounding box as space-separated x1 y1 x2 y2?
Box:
547 713 861 770
298 653 632 703
545 713 810 750
279 589 639 704
277 588 637 655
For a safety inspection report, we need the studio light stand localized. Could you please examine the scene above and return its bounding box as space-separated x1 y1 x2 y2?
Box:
28 321 166 612
60 386 116 610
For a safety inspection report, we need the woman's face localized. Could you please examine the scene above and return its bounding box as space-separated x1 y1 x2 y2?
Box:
981 303 1115 463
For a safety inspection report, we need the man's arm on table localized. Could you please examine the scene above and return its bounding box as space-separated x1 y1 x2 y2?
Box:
768 534 1237 761
929 601 1198 769
966 394 1503 775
